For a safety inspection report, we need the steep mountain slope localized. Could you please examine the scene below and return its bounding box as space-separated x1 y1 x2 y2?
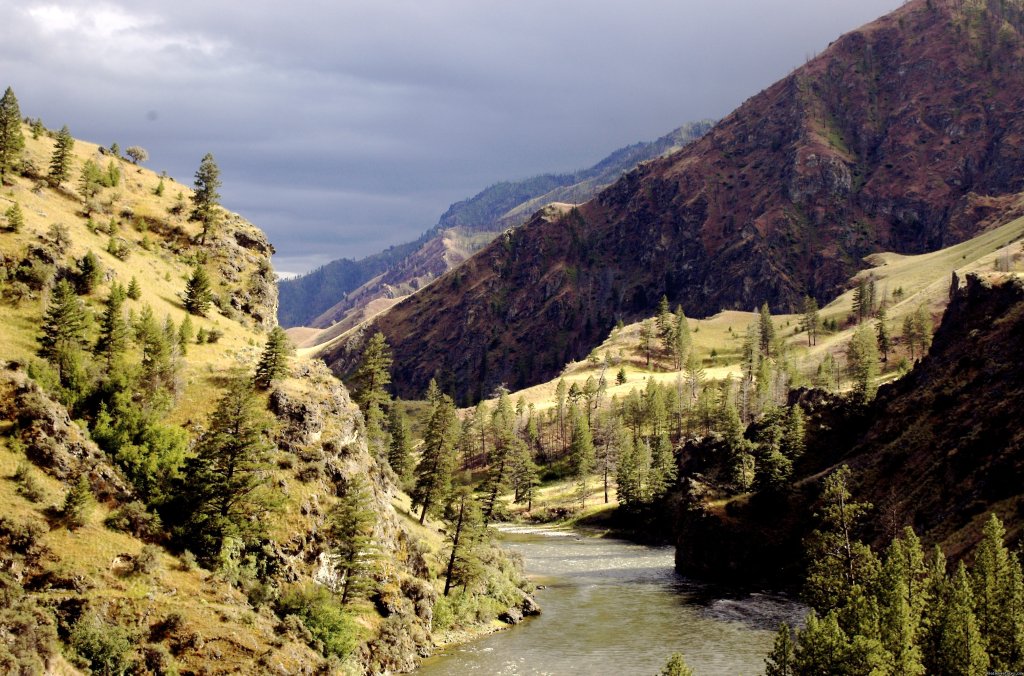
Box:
0 119 533 673
279 121 712 332
675 270 1024 586
328 0 1024 402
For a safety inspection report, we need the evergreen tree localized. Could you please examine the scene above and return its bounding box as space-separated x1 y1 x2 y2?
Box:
412 383 458 524
793 612 850 675
937 563 990 676
253 326 293 389
804 466 876 612
876 305 891 363
971 513 1023 668
765 623 796 676
190 153 222 243
443 488 485 596
480 390 516 521
183 265 213 316
4 202 24 232
853 277 870 323
801 295 821 346
126 276 141 300
177 314 193 354
656 295 676 363
61 474 93 530
327 475 379 604
386 404 413 481
568 404 595 508
846 324 880 402
39 278 88 366
177 376 275 564
759 302 776 357
658 652 694 676
95 282 130 368
75 250 103 295
0 87 24 183
673 305 691 370
47 125 75 188
351 332 392 413
77 159 104 200
639 319 654 368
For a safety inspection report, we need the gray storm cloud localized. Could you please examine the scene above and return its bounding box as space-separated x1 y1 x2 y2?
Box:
0 0 902 275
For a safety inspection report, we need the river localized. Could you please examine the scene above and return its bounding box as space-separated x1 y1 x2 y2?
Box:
417 526 805 676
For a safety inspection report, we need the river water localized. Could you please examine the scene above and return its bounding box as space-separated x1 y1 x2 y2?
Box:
417 526 805 676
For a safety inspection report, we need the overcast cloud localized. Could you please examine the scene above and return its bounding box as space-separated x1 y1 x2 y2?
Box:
0 0 902 275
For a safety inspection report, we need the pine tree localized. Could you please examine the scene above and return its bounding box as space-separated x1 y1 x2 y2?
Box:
443 487 485 596
95 283 130 368
412 383 458 524
78 159 104 200
876 305 891 364
971 513 1020 668
0 87 24 182
253 326 292 389
656 295 676 364
47 125 75 188
135 305 176 395
177 314 193 354
126 276 141 300
76 251 103 295
765 622 796 676
387 405 413 481
61 474 94 530
639 319 654 368
853 277 869 323
568 404 595 508
190 153 222 243
183 265 213 316
846 324 880 402
480 391 516 521
327 475 379 604
801 295 821 346
39 279 88 364
178 376 275 564
658 652 694 676
759 302 776 357
937 563 990 676
804 466 876 612
4 202 24 232
351 332 392 412
674 305 691 371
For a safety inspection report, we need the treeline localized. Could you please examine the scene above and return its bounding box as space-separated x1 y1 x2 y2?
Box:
766 467 1024 675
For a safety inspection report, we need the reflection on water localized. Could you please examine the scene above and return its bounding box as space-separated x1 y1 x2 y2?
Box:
417 526 804 676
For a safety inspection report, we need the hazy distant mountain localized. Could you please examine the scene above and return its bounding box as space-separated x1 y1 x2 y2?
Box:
278 120 713 329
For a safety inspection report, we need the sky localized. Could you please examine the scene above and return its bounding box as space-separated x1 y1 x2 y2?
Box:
0 0 903 276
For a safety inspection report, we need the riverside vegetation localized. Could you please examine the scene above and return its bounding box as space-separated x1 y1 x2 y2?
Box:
0 91 536 675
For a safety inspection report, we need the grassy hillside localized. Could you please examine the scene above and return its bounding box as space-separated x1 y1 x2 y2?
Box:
0 117 535 674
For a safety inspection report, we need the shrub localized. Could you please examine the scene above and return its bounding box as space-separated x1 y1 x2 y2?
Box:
178 550 197 572
0 573 58 674
276 583 362 659
12 462 45 503
61 474 93 530
69 613 134 675
105 501 163 540
134 544 161 575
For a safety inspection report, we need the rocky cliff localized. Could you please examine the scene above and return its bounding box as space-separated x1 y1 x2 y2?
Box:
327 0 1024 402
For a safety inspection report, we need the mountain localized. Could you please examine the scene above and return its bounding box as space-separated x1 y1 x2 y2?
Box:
325 0 1024 403
278 121 713 332
674 270 1024 587
0 115 533 674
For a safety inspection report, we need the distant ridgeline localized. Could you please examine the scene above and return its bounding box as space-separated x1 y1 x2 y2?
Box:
326 0 1024 404
277 120 713 329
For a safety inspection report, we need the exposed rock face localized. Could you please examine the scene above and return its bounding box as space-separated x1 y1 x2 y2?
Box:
0 365 132 502
325 0 1024 403
209 213 278 330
